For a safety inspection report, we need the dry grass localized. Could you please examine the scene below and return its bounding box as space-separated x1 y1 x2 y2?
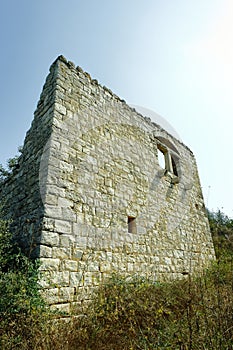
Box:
2 209 233 349
2 263 233 350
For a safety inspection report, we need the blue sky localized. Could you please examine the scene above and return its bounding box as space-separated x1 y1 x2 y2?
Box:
0 0 232 217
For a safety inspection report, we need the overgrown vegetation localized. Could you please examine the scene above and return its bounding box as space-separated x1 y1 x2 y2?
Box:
1 209 233 349
0 211 48 349
0 148 22 183
208 208 233 258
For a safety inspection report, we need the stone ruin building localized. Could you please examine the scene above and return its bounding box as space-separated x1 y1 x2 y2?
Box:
0 56 215 312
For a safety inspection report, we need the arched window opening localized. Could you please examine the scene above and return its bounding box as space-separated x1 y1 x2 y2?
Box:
171 156 178 177
158 148 166 169
157 142 179 180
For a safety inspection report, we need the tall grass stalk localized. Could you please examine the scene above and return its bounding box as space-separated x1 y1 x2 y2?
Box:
1 208 233 349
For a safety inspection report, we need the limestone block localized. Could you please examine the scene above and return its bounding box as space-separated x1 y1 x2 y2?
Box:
164 257 172 265
75 236 87 248
41 288 60 304
40 231 59 246
54 102 66 115
58 197 73 208
72 249 83 260
70 272 84 287
47 185 66 198
52 247 71 259
39 245 52 258
59 287 74 303
83 272 94 286
54 219 72 234
59 160 73 173
49 139 61 151
39 258 60 271
44 194 58 206
61 208 77 222
60 234 75 247
74 213 85 225
38 271 52 288
63 259 78 271
39 271 70 288
44 206 62 219
86 261 100 272
48 271 70 287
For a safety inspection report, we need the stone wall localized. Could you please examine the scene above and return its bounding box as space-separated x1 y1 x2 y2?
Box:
0 61 58 253
0 56 215 312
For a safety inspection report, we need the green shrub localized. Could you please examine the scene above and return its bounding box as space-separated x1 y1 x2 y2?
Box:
1 207 233 349
0 152 21 183
66 271 233 350
207 209 233 258
33 266 232 350
0 211 47 349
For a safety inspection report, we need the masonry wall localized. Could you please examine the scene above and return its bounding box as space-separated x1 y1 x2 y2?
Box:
0 61 58 253
1 56 215 313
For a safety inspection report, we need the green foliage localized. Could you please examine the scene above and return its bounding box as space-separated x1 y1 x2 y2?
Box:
37 210 233 349
0 211 47 349
208 209 233 235
0 147 22 182
207 209 233 258
74 276 194 349
33 268 233 350
1 207 233 349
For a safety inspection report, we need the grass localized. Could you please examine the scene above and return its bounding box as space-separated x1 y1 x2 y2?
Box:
54 266 233 350
2 262 233 350
1 209 233 349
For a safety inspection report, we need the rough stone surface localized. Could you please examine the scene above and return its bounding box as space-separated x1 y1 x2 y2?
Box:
0 55 215 310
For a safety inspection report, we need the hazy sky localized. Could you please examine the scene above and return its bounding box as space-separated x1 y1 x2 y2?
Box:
0 0 232 217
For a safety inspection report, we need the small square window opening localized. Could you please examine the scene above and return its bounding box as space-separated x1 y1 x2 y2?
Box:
128 216 137 234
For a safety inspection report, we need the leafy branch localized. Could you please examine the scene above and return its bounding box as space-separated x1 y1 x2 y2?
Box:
0 147 22 182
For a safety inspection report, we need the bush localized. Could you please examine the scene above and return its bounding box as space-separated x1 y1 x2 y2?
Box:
29 266 232 350
64 271 233 350
1 208 233 349
0 211 47 349
0 147 23 184
207 209 233 258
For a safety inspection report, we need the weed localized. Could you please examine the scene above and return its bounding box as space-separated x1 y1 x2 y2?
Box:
1 208 233 349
